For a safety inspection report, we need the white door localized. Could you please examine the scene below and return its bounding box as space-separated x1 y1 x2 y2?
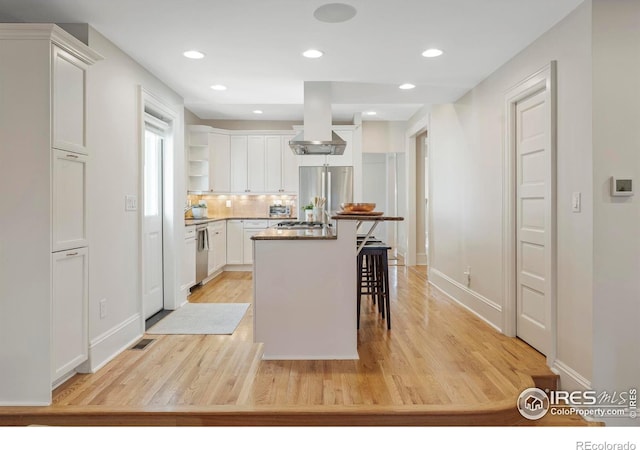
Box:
516 89 551 355
143 125 164 319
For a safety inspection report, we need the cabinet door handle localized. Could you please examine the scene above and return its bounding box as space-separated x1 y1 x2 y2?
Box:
66 252 79 256
66 154 79 159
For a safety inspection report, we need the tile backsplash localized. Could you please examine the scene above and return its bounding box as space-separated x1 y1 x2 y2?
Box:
187 194 297 219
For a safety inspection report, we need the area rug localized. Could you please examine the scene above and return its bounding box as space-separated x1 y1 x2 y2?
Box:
146 303 250 335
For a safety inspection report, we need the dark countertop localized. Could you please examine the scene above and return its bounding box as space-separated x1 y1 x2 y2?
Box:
251 226 337 240
185 216 297 226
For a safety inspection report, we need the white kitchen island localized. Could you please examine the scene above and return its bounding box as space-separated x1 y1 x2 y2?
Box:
251 220 359 359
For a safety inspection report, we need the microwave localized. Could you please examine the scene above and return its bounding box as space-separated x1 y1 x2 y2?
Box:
269 205 291 217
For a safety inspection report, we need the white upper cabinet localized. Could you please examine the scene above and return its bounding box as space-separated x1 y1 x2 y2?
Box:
209 132 230 192
52 150 87 252
199 129 300 194
265 136 282 192
230 136 249 192
265 134 298 193
52 45 88 155
247 136 266 192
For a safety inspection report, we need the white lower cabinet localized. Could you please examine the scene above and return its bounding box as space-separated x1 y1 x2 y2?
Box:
212 221 227 271
52 247 88 381
182 226 196 291
226 219 267 265
226 220 244 264
207 221 227 275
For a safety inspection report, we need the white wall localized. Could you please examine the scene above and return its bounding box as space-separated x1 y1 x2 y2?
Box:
362 121 406 153
429 1 593 388
591 0 640 426
83 28 184 372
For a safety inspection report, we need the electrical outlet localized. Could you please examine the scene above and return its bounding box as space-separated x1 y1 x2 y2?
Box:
225 200 232 208
125 195 137 211
99 299 107 318
463 266 471 287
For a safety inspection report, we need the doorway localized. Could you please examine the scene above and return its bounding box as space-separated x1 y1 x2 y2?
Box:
504 63 557 360
143 116 167 319
416 131 428 266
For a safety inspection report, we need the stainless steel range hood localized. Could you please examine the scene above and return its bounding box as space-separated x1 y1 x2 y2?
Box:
289 131 346 155
289 81 346 155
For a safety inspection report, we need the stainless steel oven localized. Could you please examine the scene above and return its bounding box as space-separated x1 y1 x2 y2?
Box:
195 224 208 284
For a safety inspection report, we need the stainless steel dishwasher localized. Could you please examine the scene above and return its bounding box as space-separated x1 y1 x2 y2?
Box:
195 224 209 284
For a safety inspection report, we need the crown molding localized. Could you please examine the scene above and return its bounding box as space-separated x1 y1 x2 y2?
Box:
0 23 103 64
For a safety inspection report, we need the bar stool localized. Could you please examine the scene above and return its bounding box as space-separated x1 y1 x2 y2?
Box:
356 242 391 330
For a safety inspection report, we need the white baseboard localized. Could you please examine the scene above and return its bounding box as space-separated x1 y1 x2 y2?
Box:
202 269 224 285
77 313 143 373
551 359 591 391
429 268 503 332
416 252 428 266
224 264 252 272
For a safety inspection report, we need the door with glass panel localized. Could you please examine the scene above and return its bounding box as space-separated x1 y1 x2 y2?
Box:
143 122 165 319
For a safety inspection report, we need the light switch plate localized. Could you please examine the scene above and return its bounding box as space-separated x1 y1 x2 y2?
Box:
572 192 581 213
125 195 137 211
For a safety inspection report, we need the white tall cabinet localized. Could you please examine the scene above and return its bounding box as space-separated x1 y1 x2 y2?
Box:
0 24 101 404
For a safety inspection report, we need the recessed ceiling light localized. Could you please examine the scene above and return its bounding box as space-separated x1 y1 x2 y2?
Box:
210 84 227 91
303 49 324 59
183 50 205 59
314 3 357 23
399 83 416 90
253 110 263 114
422 48 444 58
364 111 377 116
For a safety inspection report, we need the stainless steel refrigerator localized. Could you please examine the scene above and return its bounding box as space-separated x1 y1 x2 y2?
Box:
299 165 353 219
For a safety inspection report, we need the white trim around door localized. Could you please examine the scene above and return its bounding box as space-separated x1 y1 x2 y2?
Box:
138 87 182 329
503 61 557 365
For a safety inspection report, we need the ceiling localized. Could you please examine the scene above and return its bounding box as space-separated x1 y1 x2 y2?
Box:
0 0 583 122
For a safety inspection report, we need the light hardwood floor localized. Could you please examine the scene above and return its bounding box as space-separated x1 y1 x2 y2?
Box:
0 267 596 426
